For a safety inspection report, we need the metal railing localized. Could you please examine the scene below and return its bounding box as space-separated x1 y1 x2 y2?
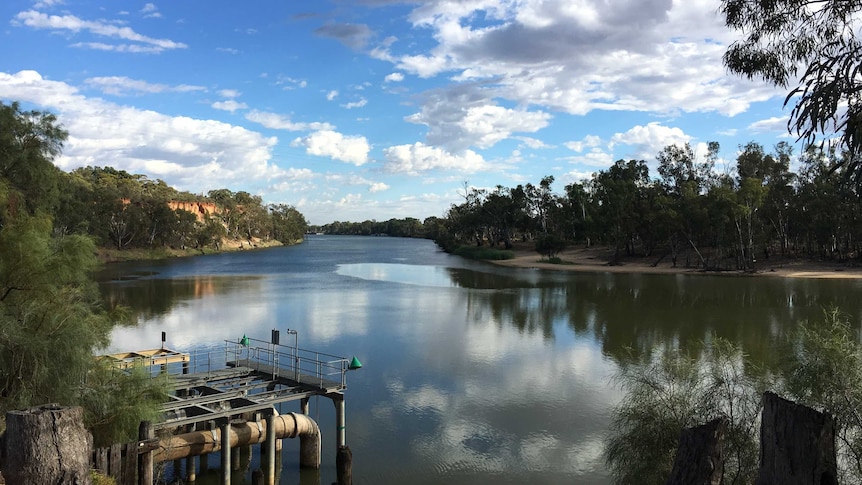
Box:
224 337 351 389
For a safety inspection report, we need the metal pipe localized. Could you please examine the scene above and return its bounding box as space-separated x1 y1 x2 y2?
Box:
153 413 321 469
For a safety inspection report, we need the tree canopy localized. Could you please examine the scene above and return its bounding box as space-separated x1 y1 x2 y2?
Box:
721 0 862 179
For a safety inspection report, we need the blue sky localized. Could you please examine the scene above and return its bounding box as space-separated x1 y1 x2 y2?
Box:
1 0 791 225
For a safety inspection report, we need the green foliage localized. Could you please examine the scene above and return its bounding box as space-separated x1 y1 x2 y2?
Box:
79 361 170 447
0 104 165 448
452 245 515 260
91 470 117 485
0 101 67 218
721 0 862 171
606 310 862 484
782 309 862 482
605 339 762 485
535 233 566 259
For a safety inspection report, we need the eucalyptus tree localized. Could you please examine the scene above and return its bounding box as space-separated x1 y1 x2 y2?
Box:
721 0 862 180
589 160 651 261
269 203 308 243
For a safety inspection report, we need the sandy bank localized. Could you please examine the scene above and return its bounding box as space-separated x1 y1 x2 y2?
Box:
488 246 862 280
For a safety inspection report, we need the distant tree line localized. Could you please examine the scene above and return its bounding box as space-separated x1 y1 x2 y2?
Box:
430 141 862 270
54 166 308 251
312 217 429 238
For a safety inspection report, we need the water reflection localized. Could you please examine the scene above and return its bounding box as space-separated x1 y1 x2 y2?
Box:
98 236 862 484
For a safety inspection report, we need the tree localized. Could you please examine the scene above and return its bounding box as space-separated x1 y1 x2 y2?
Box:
0 101 67 219
0 104 163 445
721 0 862 178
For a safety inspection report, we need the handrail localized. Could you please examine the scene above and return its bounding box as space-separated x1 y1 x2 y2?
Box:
107 337 352 391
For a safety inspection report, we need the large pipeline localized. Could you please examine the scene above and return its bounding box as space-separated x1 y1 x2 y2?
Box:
152 412 321 468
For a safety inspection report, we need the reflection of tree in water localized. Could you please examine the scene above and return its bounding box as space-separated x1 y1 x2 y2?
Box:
98 275 263 322
457 269 862 369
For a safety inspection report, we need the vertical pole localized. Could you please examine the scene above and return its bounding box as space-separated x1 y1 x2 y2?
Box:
186 423 196 482
301 397 310 416
265 414 276 485
333 394 346 449
221 422 231 485
138 421 154 485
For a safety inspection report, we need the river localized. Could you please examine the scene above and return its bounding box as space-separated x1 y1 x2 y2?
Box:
97 235 862 484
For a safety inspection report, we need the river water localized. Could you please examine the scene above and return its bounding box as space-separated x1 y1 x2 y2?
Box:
97 235 862 484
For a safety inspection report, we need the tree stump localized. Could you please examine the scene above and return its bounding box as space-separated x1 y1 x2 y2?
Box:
665 417 726 485
755 391 837 485
3 404 93 485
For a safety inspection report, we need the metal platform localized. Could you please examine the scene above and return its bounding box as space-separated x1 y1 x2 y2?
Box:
101 338 353 430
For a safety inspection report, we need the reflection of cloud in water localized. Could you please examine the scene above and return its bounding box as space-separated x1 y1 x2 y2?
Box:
374 320 620 478
303 290 369 341
107 289 274 352
337 263 458 288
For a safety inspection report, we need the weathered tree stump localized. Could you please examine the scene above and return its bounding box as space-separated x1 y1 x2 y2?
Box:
3 404 93 485
755 391 837 485
665 417 726 485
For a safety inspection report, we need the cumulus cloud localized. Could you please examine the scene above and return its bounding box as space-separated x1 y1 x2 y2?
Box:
84 76 206 96
374 0 781 120
369 182 390 193
0 70 283 193
13 10 186 52
326 90 339 101
245 110 334 132
383 142 489 174
609 122 691 160
291 130 371 165
564 135 603 153
407 87 551 151
384 72 404 83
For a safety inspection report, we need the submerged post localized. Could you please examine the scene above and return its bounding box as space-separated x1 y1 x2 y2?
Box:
336 445 353 485
221 422 231 485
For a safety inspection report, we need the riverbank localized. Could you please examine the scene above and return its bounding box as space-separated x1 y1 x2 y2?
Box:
489 244 862 279
95 238 286 264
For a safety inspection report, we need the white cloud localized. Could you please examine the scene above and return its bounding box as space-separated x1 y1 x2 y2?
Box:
369 182 390 193
211 100 248 113
218 89 241 98
407 90 551 151
379 0 781 120
245 110 334 132
84 76 206 96
748 116 789 134
140 3 162 18
565 135 603 153
383 142 489 174
384 72 405 83
291 130 371 166
0 70 283 193
14 10 186 52
609 122 691 160
342 97 368 109
326 90 339 101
